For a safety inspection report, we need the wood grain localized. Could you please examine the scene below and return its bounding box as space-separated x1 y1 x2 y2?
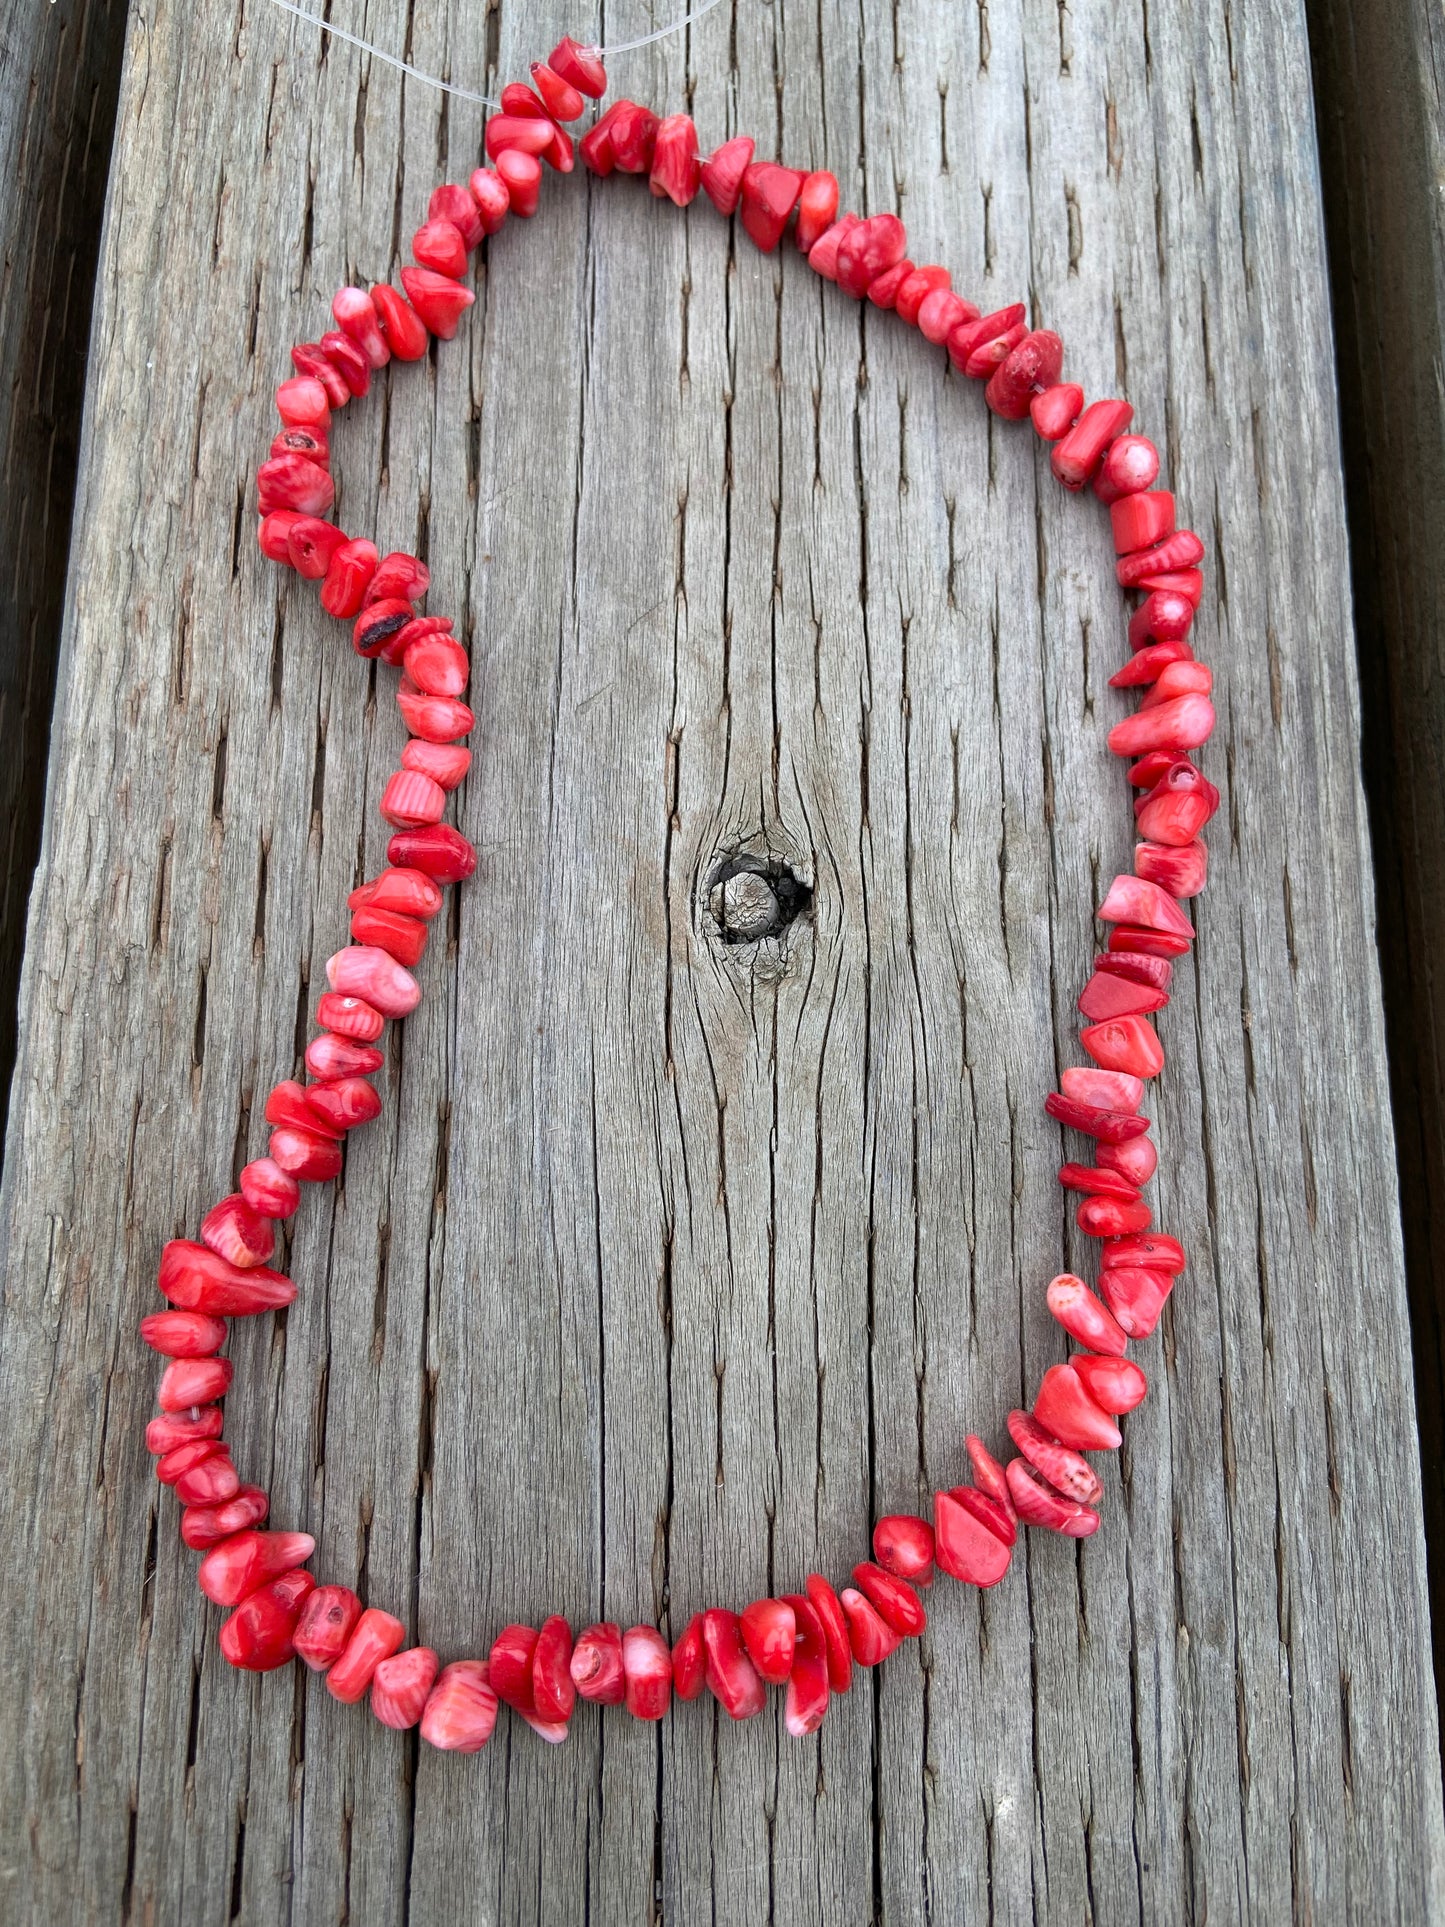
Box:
1306 0 1445 1730
0 0 127 1149
0 0 1441 1921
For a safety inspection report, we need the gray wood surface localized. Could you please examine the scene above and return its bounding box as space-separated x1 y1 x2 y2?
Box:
1308 0 1445 1711
0 0 127 1147
1 0 1442 1921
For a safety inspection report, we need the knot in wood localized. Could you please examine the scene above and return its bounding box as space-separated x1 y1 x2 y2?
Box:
706 854 812 946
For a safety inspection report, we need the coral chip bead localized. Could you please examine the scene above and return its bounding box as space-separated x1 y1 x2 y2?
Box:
429 181 484 249
495 149 543 217
965 1434 1016 1520
778 1593 830 1737
159 1240 296 1316
894 265 949 325
1006 1459 1100 1538
1098 1132 1158 1187
804 1574 854 1693
531 61 586 122
739 1598 796 1685
293 1585 363 1672
396 689 475 741
354 597 415 660
326 946 422 1018
1052 397 1133 489
1095 433 1161 504
1136 837 1209 898
333 286 390 367
265 1078 342 1139
412 219 468 277
219 1570 316 1671
404 631 469 696
276 375 330 430
351 904 428 967
257 454 334 516
305 1033 384 1080
402 740 471 790
349 867 444 920
1111 490 1176 554
701 1610 766 1719
804 214 860 281
147 1406 224 1454
140 1310 228 1358
328 1609 407 1703
468 168 512 234
1045 1273 1129 1357
985 329 1064 419
839 1587 901 1666
1077 1191 1153 1238
1060 1065 1145 1111
315 992 385 1042
371 284 429 361
197 1529 315 1606
570 1622 626 1705
200 1192 275 1269
321 538 380 619
269 1126 343 1183
1099 1265 1174 1338
548 35 607 97
865 259 914 309
421 1660 500 1752
649 113 701 204
181 1485 270 1550
372 1647 440 1729
157 1355 233 1412
379 768 447 829
671 1613 708 1701
176 1450 242 1507
387 825 478 883
305 1077 384 1133
400 267 475 339
795 170 840 251
932 1489 1013 1588
851 1562 926 1638
531 1615 576 1722
621 1627 673 1721
872 1514 935 1586
1033 1362 1123 1452
1072 1352 1149 1415
1082 1013 1166 1079
739 162 806 252
156 1440 222 1489
835 213 908 298
1007 1409 1105 1505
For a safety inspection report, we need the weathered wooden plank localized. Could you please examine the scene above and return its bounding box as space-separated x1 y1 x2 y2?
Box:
0 0 127 1141
0 0 1441 1922
1307 0 1445 1718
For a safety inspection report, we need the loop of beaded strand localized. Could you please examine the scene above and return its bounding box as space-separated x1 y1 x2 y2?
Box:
141 30 1217 1750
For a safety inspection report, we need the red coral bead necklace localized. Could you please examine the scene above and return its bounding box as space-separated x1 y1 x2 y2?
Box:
140 14 1219 1752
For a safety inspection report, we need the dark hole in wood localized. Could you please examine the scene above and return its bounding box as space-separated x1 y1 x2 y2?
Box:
705 854 813 945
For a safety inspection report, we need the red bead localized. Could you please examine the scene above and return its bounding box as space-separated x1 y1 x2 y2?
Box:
530 1615 576 1722
371 284 429 361
315 992 385 1042
319 329 373 398
258 510 303 562
963 321 1026 379
140 1310 227 1358
305 1033 384 1080
400 267 474 340
198 1528 315 1606
530 62 586 122
650 113 701 204
965 1434 1016 1520
485 113 553 161
276 376 330 431
739 162 806 252
1141 659 1212 707
489 1623 539 1711
350 904 427 967
739 1598 796 1685
835 213 907 298
1005 1459 1100 1538
872 1514 935 1586
1111 638 1195 688
932 1489 1012 1588
1060 1065 1145 1111
500 80 550 119
1099 1265 1174 1338
412 219 468 277
621 1626 672 1721
219 1571 315 1671
293 1585 362 1671
1136 837 1208 897
1045 1273 1128 1357
270 425 329 467
181 1485 270 1550
946 302 1025 372
291 341 350 407
285 518 344 581
396 689 474 741
918 289 977 346
398 634 465 702
1108 923 1193 960
333 286 390 367
321 538 379 618
779 1594 831 1739
1098 1133 1158 1187
1052 398 1134 489
156 1439 223 1486
548 36 607 97
1106 1231 1186 1274
159 1240 295 1316
429 181 484 249
804 1575 854 1693
265 1077 341 1139
1033 1363 1122 1452
401 740 470 791
805 214 861 281
328 1608 406 1702
349 867 444 920
795 170 840 251
352 597 414 660
147 1406 224 1455
865 258 914 309
570 1622 626 1704
851 1562 925 1637
698 135 755 214
1094 434 1160 504
157 1355 233 1412
1031 381 1084 440
1129 589 1195 649
985 329 1064 419
1111 490 1175 555
236 1156 300 1217
671 1613 708 1701
305 1076 383 1133
701 1610 766 1719
269 1125 342 1183
257 454 334 516
894 265 950 324
175 1449 241 1506
201 1192 275 1269
1073 1353 1148 1415
420 1659 499 1751
387 824 477 882
1077 971 1167 1021
372 1646 440 1729
1096 948 1174 992
326 946 421 1018
579 103 623 176
1098 873 1195 939
1117 529 1205 589
468 168 511 235
1077 1190 1152 1238
495 149 542 216
379 768 446 829
1082 1015 1166 1080
838 1587 901 1666
1059 1161 1141 1200
1044 1091 1152 1143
